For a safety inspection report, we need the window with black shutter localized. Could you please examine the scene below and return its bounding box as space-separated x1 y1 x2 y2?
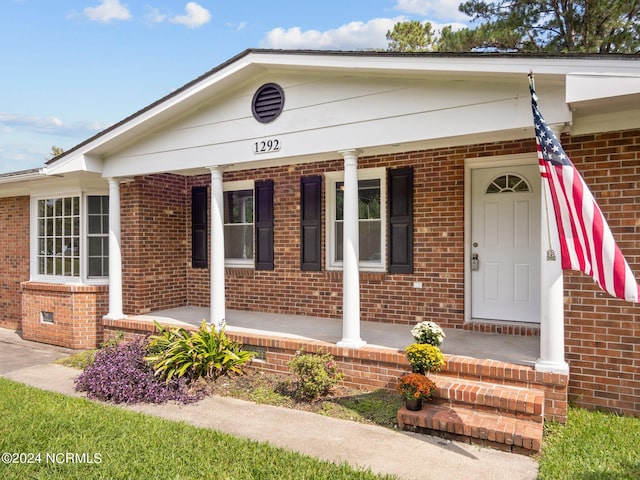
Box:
191 186 208 268
388 167 413 274
254 179 274 270
300 176 322 271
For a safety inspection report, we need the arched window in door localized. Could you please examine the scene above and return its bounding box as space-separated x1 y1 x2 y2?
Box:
485 174 531 194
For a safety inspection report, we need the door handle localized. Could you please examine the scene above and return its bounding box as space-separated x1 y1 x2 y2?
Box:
471 253 479 271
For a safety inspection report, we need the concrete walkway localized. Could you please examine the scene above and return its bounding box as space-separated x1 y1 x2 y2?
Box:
0 328 539 480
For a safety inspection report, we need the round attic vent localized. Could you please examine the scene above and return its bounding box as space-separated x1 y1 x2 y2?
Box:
252 83 285 123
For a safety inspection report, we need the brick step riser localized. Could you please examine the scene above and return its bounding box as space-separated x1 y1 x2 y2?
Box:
428 374 545 419
398 404 543 454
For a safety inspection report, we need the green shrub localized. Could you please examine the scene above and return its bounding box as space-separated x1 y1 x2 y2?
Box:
145 321 255 382
288 351 344 400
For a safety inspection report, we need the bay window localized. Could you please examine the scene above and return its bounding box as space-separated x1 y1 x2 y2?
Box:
33 193 109 282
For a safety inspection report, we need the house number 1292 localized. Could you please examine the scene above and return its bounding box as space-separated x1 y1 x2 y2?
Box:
253 138 281 154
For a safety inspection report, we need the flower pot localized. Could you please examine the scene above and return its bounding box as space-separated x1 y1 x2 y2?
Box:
404 398 422 411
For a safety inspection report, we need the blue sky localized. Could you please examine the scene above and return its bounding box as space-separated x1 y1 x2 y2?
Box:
0 0 469 173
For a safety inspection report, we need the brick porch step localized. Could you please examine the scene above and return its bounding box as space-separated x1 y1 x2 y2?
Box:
397 376 545 454
397 403 543 454
433 376 545 421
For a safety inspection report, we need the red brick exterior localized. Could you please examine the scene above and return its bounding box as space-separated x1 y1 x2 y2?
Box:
120 174 189 315
559 130 640 415
21 282 108 349
2 129 639 416
0 196 30 330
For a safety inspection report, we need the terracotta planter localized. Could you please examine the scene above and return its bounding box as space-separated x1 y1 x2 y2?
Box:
404 397 422 411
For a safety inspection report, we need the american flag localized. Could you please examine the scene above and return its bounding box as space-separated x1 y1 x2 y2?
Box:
529 75 640 302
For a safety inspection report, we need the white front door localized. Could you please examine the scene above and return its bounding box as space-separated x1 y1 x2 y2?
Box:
471 165 541 323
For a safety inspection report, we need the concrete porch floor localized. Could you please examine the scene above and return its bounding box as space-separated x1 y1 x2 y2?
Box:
130 307 540 367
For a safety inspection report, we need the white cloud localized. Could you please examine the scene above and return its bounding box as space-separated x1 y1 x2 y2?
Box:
261 17 403 50
394 0 469 22
170 2 211 28
0 113 106 137
144 7 167 25
84 0 131 23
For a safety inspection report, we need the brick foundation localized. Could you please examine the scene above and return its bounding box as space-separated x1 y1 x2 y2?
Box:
21 282 108 349
103 317 568 423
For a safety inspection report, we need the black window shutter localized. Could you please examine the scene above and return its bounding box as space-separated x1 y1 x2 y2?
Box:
300 176 322 271
191 186 208 268
255 179 275 270
388 167 413 274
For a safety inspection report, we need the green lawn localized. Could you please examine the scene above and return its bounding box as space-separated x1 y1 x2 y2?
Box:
539 406 640 479
0 378 392 480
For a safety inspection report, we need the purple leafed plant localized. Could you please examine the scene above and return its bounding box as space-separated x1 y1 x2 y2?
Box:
74 336 203 404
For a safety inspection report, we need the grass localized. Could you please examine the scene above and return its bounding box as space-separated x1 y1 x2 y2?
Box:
538 406 640 479
0 378 393 480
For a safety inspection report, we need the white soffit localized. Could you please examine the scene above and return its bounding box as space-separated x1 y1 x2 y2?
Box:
566 73 640 104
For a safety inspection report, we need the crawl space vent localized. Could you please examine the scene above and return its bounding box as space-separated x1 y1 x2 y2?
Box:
252 83 285 123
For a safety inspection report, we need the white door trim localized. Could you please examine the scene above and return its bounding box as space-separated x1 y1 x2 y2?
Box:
464 153 539 324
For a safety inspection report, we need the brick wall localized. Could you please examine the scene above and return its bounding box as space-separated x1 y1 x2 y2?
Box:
0 196 30 330
558 130 640 415
21 282 108 349
121 174 189 315
185 140 537 326
115 128 639 416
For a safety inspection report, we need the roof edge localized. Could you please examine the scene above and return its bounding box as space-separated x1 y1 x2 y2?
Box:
45 48 640 168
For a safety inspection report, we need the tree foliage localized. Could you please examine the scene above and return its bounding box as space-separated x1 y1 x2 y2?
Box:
386 20 437 52
389 1 640 53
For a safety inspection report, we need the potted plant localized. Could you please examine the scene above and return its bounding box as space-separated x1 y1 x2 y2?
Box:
411 321 446 346
396 373 437 411
405 343 446 374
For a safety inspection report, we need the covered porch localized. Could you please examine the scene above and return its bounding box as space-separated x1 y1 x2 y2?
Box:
103 307 567 453
127 307 540 366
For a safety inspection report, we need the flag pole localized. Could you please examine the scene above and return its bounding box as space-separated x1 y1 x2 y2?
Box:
529 71 557 262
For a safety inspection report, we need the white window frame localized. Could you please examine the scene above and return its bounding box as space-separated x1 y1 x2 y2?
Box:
30 190 109 285
223 179 255 268
325 167 387 272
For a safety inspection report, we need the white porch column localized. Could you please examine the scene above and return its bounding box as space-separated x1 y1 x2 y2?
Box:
337 150 366 349
536 125 569 373
105 178 124 320
209 166 226 331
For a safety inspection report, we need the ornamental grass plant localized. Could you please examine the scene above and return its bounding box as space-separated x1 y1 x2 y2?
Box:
145 321 255 383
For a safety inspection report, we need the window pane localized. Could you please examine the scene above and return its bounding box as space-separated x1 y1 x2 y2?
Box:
88 258 103 277
224 190 253 223
224 224 253 260
336 183 344 221
54 198 63 216
334 221 382 262
86 195 109 278
88 196 102 214
334 178 382 265
88 215 102 234
358 179 380 220
360 220 381 261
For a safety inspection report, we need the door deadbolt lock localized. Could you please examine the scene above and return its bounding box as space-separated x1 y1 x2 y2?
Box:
471 253 479 271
